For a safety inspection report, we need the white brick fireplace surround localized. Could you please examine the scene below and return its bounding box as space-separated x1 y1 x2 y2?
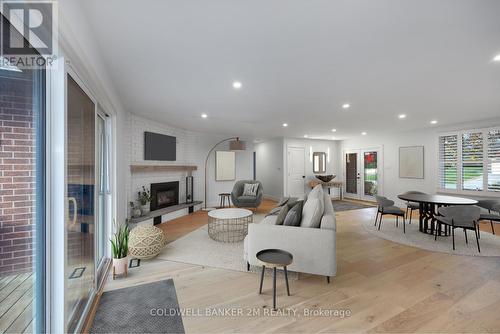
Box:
124 113 254 222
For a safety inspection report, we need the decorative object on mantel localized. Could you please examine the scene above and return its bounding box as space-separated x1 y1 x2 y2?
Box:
308 179 343 200
129 201 142 218
399 146 424 179
204 137 246 210
128 225 166 260
137 186 152 215
315 174 336 183
110 220 129 279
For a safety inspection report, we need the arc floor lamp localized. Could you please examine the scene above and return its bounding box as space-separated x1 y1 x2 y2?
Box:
204 137 246 210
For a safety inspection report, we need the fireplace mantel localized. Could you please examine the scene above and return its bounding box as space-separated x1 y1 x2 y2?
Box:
130 164 197 173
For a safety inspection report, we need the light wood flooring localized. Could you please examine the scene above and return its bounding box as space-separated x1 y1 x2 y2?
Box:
0 273 34 334
99 200 500 333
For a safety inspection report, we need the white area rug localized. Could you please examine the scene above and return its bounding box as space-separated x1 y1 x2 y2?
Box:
362 216 500 257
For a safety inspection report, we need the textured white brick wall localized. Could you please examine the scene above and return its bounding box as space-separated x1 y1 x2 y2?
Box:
124 113 254 218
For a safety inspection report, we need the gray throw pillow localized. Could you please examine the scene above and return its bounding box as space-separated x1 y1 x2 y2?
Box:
286 197 299 209
275 205 289 225
283 201 304 226
277 197 290 207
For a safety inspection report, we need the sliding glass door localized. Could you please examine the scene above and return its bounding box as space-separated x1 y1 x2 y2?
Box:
66 74 96 330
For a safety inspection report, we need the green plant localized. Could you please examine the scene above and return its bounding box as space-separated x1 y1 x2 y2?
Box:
137 186 152 205
110 220 129 259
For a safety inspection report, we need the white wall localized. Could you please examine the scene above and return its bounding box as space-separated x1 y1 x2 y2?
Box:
284 138 341 197
125 113 255 210
255 138 284 199
339 119 500 206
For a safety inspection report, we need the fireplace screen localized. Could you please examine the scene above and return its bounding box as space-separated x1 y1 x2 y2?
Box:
150 181 179 211
157 190 176 207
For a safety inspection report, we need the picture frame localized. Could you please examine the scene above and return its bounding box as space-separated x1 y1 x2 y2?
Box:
215 151 236 181
399 146 424 179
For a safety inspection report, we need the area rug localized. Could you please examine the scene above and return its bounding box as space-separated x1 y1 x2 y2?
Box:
158 212 298 278
362 216 500 257
332 200 375 211
90 279 184 334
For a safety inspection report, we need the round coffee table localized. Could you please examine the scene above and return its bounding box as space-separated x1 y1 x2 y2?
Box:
207 208 253 242
256 249 293 310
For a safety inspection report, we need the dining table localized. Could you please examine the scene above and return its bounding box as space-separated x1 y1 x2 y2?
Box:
397 193 478 235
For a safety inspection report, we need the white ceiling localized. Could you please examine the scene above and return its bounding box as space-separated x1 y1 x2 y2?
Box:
80 0 500 140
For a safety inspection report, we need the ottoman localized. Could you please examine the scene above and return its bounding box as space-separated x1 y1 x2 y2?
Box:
128 225 166 259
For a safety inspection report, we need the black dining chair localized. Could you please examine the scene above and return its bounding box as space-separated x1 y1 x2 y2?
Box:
374 195 406 233
401 191 426 224
477 200 500 235
435 206 481 252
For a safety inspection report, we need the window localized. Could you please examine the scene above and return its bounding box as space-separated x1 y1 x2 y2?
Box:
438 127 500 193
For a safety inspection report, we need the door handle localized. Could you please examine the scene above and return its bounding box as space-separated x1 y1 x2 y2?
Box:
68 197 78 225
302 175 305 179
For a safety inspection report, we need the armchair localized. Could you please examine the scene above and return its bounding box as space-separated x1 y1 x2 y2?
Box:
231 180 263 209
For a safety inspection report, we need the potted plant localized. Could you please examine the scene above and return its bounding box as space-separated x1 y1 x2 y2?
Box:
110 220 129 279
130 201 141 218
138 186 152 215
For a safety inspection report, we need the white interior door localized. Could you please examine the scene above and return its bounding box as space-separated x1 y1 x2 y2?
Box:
287 147 305 197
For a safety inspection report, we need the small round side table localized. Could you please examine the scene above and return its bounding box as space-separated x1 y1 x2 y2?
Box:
218 193 231 208
256 249 293 310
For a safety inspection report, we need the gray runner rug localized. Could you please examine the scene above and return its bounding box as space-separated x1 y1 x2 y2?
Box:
90 279 184 334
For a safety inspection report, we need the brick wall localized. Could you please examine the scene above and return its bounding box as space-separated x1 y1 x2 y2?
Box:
0 74 36 275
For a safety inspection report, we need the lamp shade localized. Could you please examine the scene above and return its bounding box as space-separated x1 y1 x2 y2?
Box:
229 139 246 151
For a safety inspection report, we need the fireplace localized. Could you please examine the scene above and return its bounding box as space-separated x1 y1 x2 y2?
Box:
150 181 179 211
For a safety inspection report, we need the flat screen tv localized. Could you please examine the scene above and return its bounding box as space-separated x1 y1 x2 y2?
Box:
144 132 176 161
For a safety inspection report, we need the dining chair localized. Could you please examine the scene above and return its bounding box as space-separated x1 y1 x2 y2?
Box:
374 195 406 233
477 200 500 235
401 191 426 224
435 206 481 252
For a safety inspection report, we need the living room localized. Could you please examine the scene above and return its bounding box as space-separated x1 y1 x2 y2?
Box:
1 0 500 333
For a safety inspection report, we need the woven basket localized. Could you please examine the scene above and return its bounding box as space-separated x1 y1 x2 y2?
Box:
128 225 166 259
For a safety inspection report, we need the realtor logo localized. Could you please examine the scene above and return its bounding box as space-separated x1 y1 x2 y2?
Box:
1 0 58 68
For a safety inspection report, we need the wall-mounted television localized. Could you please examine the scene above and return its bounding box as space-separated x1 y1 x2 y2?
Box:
144 132 176 161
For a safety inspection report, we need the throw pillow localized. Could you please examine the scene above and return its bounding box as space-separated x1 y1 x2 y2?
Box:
301 198 324 228
275 205 289 225
277 196 290 207
286 197 299 209
283 201 304 227
242 183 259 196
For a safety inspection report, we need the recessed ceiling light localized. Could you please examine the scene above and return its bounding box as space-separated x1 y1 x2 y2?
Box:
493 54 500 62
430 120 438 125
201 113 208 118
282 123 288 127
398 114 407 119
303 134 308 138
342 103 350 109
232 81 242 89
361 132 367 135
331 128 337 132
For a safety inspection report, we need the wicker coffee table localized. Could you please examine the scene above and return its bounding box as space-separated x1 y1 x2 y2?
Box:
208 208 253 242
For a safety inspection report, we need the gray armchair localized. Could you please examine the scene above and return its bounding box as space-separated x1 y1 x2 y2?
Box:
231 180 263 209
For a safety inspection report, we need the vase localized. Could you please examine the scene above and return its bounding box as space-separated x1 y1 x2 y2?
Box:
112 256 128 279
131 208 142 218
141 204 150 215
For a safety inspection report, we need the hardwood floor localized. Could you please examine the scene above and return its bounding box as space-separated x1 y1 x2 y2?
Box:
100 200 500 333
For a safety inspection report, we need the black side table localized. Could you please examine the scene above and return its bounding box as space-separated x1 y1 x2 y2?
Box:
256 249 293 310
218 193 231 208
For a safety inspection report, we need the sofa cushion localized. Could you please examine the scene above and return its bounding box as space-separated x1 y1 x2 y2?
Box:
237 195 258 203
284 201 303 226
301 185 324 228
242 183 259 196
277 196 290 207
275 205 289 225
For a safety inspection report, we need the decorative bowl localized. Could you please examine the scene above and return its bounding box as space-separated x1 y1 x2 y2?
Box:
316 174 336 183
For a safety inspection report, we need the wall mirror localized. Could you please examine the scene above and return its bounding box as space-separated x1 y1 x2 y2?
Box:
313 152 326 174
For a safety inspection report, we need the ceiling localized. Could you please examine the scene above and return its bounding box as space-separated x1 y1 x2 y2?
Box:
80 0 500 140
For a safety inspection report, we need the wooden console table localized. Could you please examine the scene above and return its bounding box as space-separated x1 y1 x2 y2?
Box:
308 180 343 200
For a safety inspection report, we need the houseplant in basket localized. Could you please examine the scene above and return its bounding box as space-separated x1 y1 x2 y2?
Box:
110 220 129 279
138 186 152 215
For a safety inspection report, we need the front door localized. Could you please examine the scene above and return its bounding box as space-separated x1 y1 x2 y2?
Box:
287 147 305 197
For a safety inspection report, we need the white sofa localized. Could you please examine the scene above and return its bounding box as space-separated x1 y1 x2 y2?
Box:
243 189 336 281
